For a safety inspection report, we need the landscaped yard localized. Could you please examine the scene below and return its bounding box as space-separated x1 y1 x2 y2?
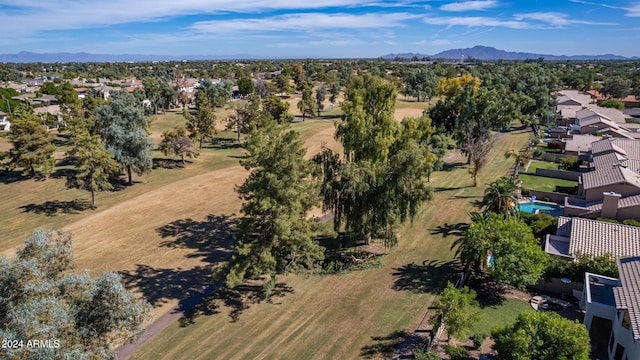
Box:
526 160 558 173
519 173 578 193
468 298 534 339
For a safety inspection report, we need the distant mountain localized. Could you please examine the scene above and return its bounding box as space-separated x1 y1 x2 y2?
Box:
382 45 638 61
0 51 267 63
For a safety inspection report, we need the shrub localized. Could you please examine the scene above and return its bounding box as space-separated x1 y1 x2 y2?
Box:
559 157 579 171
533 148 544 159
471 333 486 350
443 345 469 360
623 219 640 227
599 99 624 110
414 349 442 360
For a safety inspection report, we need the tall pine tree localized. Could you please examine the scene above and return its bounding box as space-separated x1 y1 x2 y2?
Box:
218 115 323 293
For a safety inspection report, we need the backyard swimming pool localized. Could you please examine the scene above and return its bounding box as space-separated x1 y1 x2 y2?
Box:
519 201 563 217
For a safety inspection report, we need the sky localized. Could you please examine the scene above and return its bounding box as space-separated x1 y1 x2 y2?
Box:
0 0 639 58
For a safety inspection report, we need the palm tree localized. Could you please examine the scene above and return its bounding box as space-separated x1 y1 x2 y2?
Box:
452 212 493 276
482 176 521 219
504 147 533 176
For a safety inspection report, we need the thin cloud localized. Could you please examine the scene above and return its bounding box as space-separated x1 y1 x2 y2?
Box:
514 12 616 26
440 1 499 12
423 16 530 29
626 4 640 17
191 13 420 33
0 0 416 33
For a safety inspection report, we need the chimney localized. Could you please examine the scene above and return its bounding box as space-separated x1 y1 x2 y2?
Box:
601 192 621 220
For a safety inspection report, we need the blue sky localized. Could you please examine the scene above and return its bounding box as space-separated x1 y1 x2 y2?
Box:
1 0 639 57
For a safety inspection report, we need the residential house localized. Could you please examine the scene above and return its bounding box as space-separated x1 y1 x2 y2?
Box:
74 88 89 99
0 111 10 131
564 138 640 221
571 107 635 138
563 134 600 155
587 89 640 109
544 217 640 260
581 257 640 360
556 90 593 123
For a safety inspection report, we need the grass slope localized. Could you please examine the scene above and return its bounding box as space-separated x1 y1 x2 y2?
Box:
129 129 532 360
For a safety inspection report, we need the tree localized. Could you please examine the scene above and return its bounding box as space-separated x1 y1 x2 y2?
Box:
143 77 163 120
329 82 341 104
96 91 153 185
0 230 151 359
297 80 317 121
201 79 233 107
429 282 480 341
464 132 495 187
2 113 55 176
315 84 327 112
601 75 631 99
217 116 323 293
492 311 590 360
237 77 254 97
482 176 521 219
159 126 198 164
255 77 271 98
263 95 293 124
178 90 191 109
274 74 293 95
404 68 438 102
315 74 433 246
187 91 217 149
66 131 119 207
454 212 548 288
226 94 261 143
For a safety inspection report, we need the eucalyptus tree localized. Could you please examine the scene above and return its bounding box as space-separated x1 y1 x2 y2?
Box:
95 91 153 185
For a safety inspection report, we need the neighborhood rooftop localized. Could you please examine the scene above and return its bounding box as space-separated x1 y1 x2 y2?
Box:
546 217 640 259
613 257 640 341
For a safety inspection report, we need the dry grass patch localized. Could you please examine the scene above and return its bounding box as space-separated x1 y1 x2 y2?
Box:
130 129 532 360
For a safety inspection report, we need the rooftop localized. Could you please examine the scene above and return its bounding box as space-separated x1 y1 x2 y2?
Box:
549 217 640 259
613 257 640 341
581 164 640 190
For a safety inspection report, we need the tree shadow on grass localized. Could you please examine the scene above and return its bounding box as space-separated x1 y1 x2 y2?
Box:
430 222 469 238
360 330 425 359
210 137 242 150
120 264 215 312
442 161 466 172
0 170 36 184
49 167 75 180
19 199 93 216
392 259 460 294
180 282 294 326
156 214 239 264
467 276 508 308
152 158 187 169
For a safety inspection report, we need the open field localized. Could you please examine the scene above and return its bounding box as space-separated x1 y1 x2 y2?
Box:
129 129 532 360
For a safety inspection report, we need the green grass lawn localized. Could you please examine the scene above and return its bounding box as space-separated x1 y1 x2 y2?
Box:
467 298 534 339
129 129 533 360
519 173 577 193
526 160 558 173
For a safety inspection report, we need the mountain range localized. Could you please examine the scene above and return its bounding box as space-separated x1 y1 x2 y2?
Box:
0 46 638 63
382 45 639 61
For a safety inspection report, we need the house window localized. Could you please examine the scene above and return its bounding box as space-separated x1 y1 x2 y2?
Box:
613 344 625 360
622 311 631 329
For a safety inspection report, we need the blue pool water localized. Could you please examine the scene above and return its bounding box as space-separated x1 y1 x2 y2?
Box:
519 201 563 217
